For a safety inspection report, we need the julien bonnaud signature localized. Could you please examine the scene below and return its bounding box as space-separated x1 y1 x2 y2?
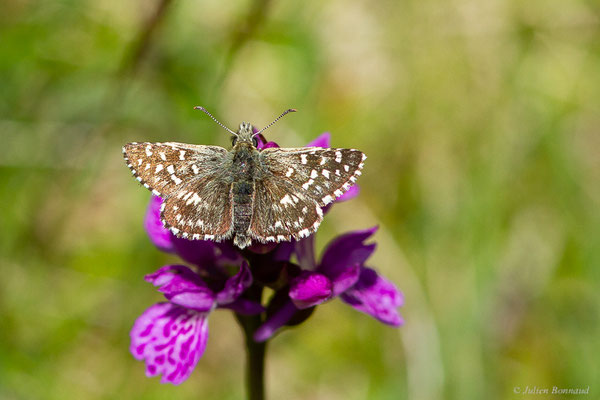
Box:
513 386 590 395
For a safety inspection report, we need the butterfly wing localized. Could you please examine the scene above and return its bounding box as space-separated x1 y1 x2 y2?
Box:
123 142 234 240
250 176 324 242
160 175 234 240
249 147 366 242
260 147 365 207
123 142 228 197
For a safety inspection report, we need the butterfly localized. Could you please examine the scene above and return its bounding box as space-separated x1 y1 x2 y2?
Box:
123 107 366 249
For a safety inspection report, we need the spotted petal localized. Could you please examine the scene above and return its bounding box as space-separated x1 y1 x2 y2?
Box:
130 303 209 385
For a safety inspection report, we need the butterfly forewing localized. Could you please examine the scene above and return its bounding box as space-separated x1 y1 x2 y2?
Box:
161 176 234 240
123 142 228 197
259 147 366 207
250 176 323 242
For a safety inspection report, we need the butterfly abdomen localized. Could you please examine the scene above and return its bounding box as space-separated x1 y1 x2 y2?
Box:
232 181 254 248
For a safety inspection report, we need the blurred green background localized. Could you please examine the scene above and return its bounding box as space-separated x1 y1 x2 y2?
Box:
1 0 599 399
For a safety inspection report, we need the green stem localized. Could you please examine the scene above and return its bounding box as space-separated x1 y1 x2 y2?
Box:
235 285 267 400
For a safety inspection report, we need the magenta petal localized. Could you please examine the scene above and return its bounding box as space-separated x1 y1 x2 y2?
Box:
319 226 378 279
169 291 215 312
145 265 206 295
254 300 298 342
146 265 216 311
216 261 252 305
341 267 404 326
144 196 174 253
289 271 333 309
130 303 209 385
331 263 361 296
305 132 331 148
256 133 279 150
336 184 360 202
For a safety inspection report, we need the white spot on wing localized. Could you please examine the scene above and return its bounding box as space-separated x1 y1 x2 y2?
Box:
302 179 314 190
335 151 342 162
280 194 294 206
160 152 167 161
179 150 186 160
155 164 164 173
171 175 182 185
322 170 330 178
286 167 294 177
301 154 308 164
310 170 318 179
299 229 310 238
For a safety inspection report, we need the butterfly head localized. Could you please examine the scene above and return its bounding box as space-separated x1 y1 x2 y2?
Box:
232 122 258 147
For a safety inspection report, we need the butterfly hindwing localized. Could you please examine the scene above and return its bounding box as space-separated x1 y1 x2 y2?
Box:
250 175 323 242
123 142 228 197
259 147 366 206
161 176 234 240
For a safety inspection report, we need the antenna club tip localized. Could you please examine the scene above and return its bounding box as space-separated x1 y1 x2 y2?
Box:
193 106 205 110
290 108 298 112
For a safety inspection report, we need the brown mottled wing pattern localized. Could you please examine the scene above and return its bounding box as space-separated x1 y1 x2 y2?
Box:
250 176 324 242
123 142 228 197
160 176 233 240
123 142 234 240
250 147 366 242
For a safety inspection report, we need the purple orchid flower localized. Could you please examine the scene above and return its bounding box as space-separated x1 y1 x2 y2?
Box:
254 227 403 342
130 261 263 384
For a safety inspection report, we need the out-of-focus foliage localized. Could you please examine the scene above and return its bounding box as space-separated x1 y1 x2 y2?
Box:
1 0 599 399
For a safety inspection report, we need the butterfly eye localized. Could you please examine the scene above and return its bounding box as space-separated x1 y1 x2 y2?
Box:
252 137 258 147
231 136 237 146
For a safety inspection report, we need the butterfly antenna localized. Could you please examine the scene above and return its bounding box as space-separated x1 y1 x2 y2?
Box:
194 106 237 136
255 108 297 136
